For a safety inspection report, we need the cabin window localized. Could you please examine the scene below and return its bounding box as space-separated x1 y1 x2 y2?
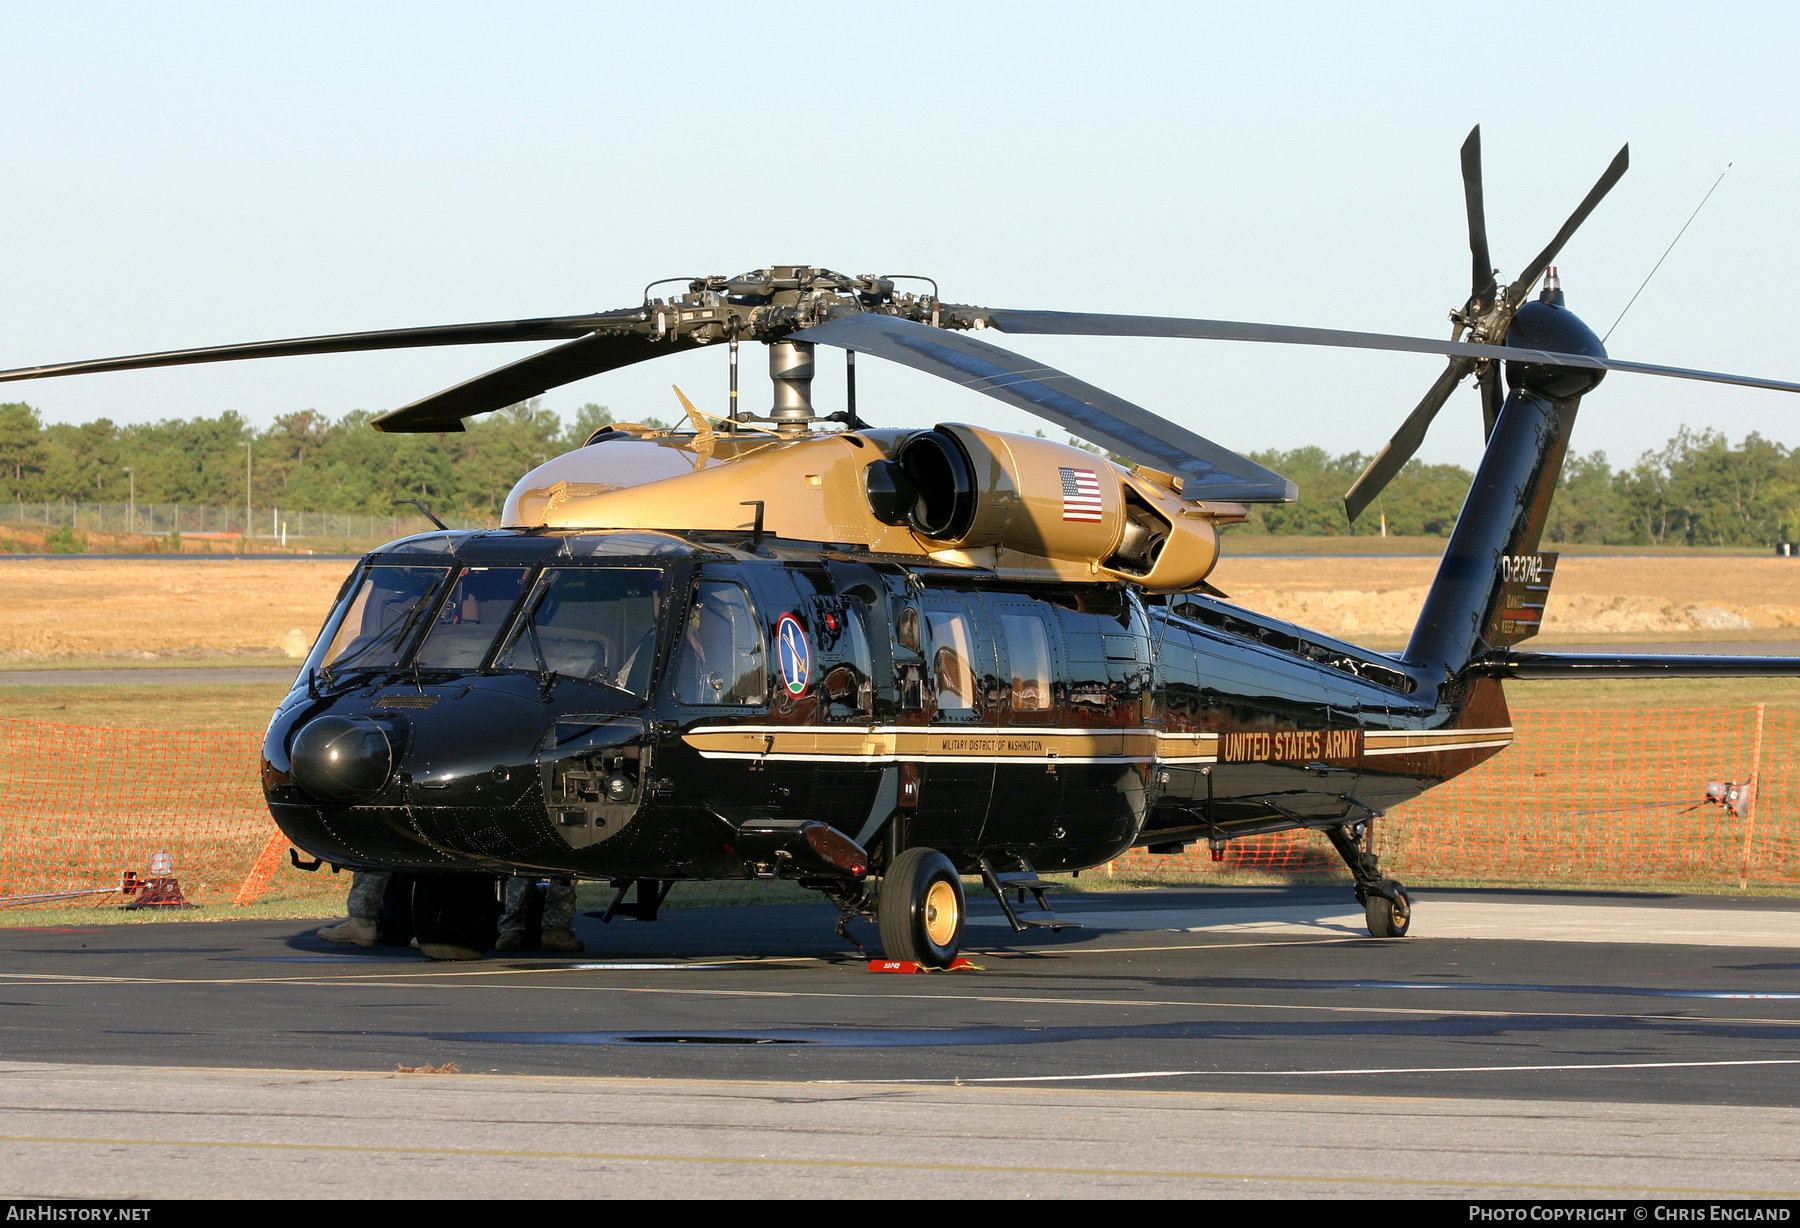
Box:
926 610 977 711
414 567 531 670
894 605 921 653
1000 613 1053 711
315 565 451 675
494 568 664 695
673 581 767 705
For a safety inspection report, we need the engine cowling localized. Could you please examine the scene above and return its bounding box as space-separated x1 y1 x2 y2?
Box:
866 423 1223 591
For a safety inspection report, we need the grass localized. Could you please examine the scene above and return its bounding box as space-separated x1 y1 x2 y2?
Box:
0 877 829 929
1042 868 1800 898
1505 676 1800 710
0 683 291 732
0 656 302 673
3 671 1797 737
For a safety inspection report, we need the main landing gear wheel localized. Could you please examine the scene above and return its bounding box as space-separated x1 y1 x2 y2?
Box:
1365 881 1412 938
878 847 965 967
412 875 502 961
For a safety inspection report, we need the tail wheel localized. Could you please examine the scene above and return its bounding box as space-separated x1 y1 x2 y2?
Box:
877 847 965 967
1365 881 1412 938
412 875 502 961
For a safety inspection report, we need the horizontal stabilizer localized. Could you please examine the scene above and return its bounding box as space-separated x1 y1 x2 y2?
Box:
1472 651 1800 679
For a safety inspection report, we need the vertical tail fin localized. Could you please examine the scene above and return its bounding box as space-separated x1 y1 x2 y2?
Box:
1404 387 1578 679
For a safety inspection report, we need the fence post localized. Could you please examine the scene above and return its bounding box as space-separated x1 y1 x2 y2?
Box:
1740 702 1766 890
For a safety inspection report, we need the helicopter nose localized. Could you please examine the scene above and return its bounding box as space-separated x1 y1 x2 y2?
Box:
290 715 393 803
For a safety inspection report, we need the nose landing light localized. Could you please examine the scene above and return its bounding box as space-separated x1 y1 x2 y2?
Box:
291 715 393 803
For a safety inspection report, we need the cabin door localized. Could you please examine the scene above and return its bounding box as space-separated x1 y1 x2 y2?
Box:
909 591 996 852
668 571 774 827
975 596 1066 849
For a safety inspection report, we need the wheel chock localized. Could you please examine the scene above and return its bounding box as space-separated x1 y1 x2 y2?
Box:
866 957 984 974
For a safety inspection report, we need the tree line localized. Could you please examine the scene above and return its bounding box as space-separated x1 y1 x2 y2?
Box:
1 399 1794 545
0 400 644 523
1242 428 1800 546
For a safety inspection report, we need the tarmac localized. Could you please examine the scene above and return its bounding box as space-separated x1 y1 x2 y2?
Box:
2 884 1798 1198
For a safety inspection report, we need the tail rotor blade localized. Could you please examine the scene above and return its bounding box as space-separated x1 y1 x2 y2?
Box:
1343 358 1472 522
1506 143 1630 308
1462 126 1497 313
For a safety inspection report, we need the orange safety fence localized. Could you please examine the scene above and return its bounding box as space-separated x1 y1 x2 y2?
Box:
1114 707 1800 887
4 710 1800 910
0 718 344 910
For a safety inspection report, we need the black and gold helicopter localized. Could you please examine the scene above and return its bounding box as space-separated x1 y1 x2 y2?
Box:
9 128 1800 965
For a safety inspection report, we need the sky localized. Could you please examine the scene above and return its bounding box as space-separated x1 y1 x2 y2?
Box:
1 1 1795 477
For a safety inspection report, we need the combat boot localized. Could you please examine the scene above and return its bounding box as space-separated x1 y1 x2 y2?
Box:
540 928 585 953
493 930 525 952
317 917 376 946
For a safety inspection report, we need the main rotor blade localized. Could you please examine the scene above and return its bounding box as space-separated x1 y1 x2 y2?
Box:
794 314 1297 503
1342 358 1472 522
0 313 622 386
987 309 1800 395
1478 362 1503 440
1505 143 1630 308
1462 126 1497 313
371 332 704 433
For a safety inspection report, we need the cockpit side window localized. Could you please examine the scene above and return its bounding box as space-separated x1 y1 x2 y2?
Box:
673 580 767 706
312 565 451 675
414 567 532 670
494 568 664 696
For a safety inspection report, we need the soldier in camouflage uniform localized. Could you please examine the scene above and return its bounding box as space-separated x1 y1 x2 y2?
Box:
317 870 390 946
495 877 584 952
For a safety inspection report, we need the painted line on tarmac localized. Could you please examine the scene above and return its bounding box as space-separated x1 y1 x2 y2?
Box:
0 1132 1788 1197
566 963 742 971
7 970 1797 1031
1177 978 1800 1001
0 955 826 986
850 1057 1800 1086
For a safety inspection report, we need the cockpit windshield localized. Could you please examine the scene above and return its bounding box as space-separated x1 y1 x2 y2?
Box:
413 567 531 670
315 565 452 675
493 568 664 696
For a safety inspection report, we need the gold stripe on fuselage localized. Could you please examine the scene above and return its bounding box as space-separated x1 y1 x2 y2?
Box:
681 724 1513 765
682 724 1154 764
1362 726 1514 757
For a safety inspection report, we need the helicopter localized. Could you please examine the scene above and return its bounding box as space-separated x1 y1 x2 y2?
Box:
7 126 1800 967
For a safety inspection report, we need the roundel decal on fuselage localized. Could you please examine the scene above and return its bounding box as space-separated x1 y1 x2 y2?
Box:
776 612 812 696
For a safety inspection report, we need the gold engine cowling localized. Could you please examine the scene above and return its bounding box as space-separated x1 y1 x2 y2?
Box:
867 423 1221 591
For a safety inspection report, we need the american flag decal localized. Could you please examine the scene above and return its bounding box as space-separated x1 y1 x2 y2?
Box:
1059 467 1103 521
